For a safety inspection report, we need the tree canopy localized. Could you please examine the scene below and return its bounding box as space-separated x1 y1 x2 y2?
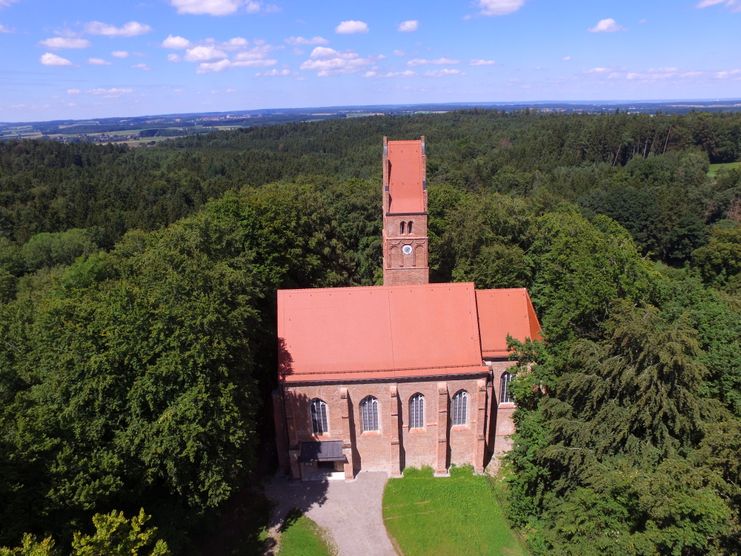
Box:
0 109 739 554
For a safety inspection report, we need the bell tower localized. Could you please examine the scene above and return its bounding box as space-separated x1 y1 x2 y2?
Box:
382 136 429 286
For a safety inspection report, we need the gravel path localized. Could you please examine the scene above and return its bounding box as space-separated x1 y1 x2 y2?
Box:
266 472 397 556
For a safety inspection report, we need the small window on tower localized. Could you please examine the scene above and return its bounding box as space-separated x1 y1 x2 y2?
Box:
408 221 413 234
400 221 405 235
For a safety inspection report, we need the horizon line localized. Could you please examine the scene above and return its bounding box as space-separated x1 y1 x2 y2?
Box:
3 97 741 126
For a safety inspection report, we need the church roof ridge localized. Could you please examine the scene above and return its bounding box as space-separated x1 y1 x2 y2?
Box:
278 281 475 295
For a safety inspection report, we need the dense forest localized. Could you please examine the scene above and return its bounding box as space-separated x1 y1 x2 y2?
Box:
0 110 739 554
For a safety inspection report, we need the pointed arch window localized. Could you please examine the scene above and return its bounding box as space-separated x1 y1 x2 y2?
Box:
407 221 413 234
500 372 514 403
400 221 406 235
360 396 379 432
451 390 468 425
310 398 328 435
409 393 424 429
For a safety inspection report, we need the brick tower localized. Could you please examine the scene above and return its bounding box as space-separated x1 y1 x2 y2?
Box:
382 136 429 286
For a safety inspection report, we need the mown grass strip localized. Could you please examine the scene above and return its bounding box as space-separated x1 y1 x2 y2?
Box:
278 509 334 556
383 466 527 556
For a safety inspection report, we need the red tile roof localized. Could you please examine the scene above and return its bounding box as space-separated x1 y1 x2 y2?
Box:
277 283 542 383
475 288 542 358
278 283 487 383
387 139 425 214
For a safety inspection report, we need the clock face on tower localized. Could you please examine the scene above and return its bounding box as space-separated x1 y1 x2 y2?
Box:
402 244 413 255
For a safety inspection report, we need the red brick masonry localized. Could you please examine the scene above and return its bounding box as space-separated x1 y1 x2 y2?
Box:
273 362 517 479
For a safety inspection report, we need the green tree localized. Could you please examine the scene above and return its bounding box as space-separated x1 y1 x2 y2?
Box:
527 208 653 342
71 509 169 556
692 222 741 292
0 535 56 556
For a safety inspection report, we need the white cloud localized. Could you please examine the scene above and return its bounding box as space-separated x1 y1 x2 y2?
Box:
335 20 368 34
85 21 151 37
192 44 276 73
0 24 10 33
257 68 291 77
197 59 232 73
301 46 373 76
88 57 111 65
167 53 181 62
604 68 705 81
308 46 337 58
197 57 276 72
697 0 741 11
66 88 81 95
170 0 244 16
0 0 18 7
715 68 741 78
40 36 90 49
365 69 415 78
478 0 525 16
588 18 624 33
562 55 572 61
286 35 328 46
398 20 418 32
227 36 248 46
393 49 405 56
40 52 72 66
162 34 190 49
112 50 129 58
234 44 272 60
407 57 460 66
425 68 463 77
132 63 151 71
470 58 496 66
89 87 133 97
579 67 710 82
185 44 227 61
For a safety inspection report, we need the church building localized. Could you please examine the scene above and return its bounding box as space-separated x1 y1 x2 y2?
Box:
273 137 541 480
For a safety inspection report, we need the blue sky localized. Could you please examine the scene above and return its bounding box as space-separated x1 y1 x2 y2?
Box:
1 0 740 121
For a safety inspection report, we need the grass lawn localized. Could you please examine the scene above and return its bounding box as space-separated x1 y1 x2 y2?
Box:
278 509 334 556
708 161 741 177
383 466 527 556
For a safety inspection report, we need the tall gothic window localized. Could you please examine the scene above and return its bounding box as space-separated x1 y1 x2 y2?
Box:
400 221 406 234
310 398 328 435
500 372 514 403
451 390 468 425
409 393 424 429
360 396 379 432
407 221 413 234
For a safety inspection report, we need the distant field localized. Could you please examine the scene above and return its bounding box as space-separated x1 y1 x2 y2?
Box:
124 135 177 147
383 466 527 556
708 161 741 176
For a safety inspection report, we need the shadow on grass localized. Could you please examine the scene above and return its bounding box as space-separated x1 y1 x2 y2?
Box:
189 483 276 556
279 508 303 533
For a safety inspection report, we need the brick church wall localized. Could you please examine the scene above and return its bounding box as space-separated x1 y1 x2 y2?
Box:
279 374 492 479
